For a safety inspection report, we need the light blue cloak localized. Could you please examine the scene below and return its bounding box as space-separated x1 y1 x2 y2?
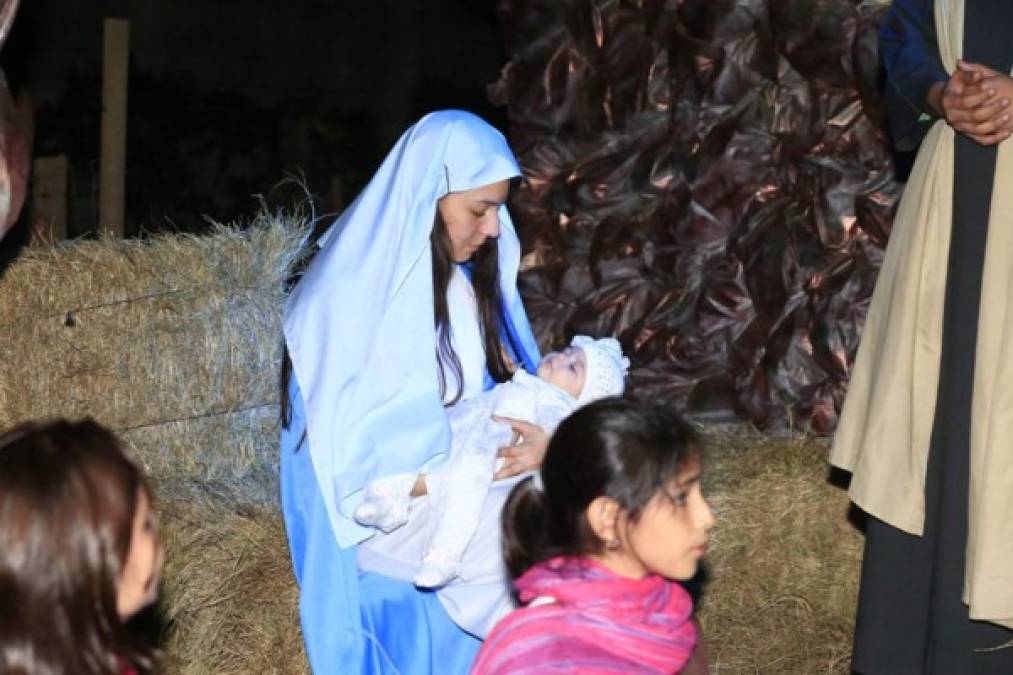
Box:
280 110 540 673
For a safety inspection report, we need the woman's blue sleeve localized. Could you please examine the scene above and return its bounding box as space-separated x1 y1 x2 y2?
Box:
879 0 949 151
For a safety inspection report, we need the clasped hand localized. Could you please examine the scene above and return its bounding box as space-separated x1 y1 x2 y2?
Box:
930 60 1013 145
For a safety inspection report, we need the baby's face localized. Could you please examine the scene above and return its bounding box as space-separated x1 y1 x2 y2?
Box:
536 346 586 399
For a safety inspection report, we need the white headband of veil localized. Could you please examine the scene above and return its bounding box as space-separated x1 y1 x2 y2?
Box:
283 110 540 546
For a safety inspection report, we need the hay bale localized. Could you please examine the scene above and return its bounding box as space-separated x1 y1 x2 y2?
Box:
698 430 863 673
150 429 860 675
0 210 313 670
156 478 307 675
0 211 309 505
0 216 863 671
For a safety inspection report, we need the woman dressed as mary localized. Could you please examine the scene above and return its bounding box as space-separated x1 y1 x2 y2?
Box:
279 110 545 673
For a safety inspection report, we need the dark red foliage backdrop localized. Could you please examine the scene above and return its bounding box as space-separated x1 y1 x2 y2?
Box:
493 0 902 432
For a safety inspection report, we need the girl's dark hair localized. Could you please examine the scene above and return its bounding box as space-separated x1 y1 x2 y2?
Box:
280 344 295 429
0 419 155 675
502 398 701 579
280 207 515 426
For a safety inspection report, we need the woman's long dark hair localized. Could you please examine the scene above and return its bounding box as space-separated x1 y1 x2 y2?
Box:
502 398 702 579
0 419 156 675
430 210 513 405
280 209 515 427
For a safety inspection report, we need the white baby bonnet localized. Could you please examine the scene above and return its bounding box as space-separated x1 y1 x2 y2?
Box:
571 335 630 406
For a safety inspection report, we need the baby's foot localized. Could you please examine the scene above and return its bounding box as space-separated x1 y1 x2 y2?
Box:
353 497 408 533
353 474 416 532
414 552 459 588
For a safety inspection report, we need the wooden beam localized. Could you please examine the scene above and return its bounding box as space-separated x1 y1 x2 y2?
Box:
99 18 129 237
30 155 68 245
330 176 344 212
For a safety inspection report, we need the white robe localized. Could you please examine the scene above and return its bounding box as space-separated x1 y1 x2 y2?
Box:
359 366 577 638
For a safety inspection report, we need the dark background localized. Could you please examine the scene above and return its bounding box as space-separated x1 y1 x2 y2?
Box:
3 0 508 238
0 0 907 431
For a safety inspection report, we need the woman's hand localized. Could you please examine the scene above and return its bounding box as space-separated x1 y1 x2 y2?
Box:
930 61 1013 145
492 416 549 480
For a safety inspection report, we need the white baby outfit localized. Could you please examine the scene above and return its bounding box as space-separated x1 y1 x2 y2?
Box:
356 336 628 636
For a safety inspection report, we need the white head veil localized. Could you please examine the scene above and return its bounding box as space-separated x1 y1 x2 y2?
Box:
283 110 540 546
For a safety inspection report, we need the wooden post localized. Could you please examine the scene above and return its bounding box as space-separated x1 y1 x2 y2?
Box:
99 18 129 237
330 176 344 212
30 155 68 245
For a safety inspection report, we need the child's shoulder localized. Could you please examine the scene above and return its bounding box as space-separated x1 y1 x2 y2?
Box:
483 604 654 674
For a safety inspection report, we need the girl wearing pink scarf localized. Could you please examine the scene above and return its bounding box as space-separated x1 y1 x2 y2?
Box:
472 399 714 674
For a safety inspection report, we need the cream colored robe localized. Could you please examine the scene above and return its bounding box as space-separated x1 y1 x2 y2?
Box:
830 0 1013 630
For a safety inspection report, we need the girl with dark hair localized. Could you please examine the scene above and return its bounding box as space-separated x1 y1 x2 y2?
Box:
472 399 714 675
280 110 544 673
0 418 162 675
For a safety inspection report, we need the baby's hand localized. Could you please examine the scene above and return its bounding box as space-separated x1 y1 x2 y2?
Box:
492 416 549 480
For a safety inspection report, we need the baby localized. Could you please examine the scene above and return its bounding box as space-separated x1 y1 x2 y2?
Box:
354 335 630 588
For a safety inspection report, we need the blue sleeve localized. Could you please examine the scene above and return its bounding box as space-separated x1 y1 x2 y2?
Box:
879 0 950 151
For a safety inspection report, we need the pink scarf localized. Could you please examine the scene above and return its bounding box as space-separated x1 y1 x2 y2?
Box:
471 557 697 674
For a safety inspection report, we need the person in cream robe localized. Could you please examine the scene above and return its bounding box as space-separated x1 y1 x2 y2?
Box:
831 0 1013 671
